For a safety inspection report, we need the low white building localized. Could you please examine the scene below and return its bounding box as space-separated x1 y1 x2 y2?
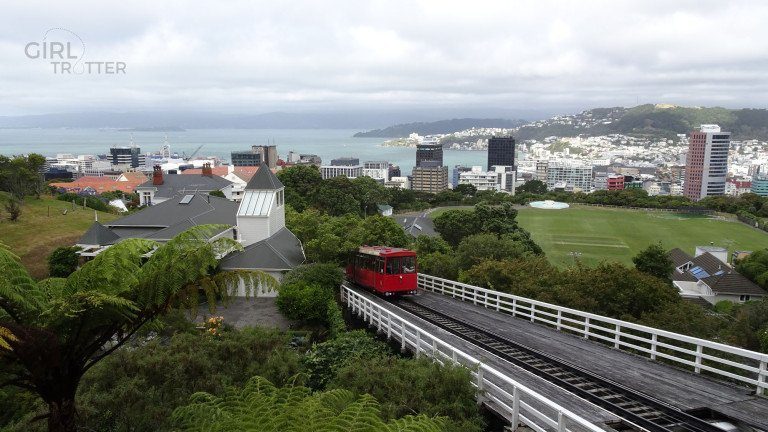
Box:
362 161 389 182
320 164 363 180
458 165 516 193
385 176 411 189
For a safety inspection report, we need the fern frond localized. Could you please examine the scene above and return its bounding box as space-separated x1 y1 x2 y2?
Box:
0 244 42 319
0 325 17 351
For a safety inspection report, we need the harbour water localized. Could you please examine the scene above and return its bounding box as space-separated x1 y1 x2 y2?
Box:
0 128 487 175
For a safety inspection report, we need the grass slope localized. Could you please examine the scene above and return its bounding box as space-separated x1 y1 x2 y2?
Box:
516 206 768 267
0 193 118 279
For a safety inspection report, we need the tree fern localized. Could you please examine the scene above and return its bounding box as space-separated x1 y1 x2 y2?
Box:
0 226 279 432
172 376 446 432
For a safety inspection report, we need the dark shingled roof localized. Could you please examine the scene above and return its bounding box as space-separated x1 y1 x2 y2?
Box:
701 272 766 296
104 194 238 241
220 228 305 270
136 173 232 199
668 248 693 268
77 221 121 245
245 163 283 190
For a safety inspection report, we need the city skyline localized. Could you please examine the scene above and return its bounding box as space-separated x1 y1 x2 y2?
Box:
2 1 768 117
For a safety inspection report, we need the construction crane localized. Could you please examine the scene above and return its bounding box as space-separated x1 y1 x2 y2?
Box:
185 144 204 161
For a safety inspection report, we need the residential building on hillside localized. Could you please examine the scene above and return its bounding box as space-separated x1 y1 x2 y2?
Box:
487 136 515 170
752 176 768 196
76 163 304 296
668 247 766 305
320 163 363 179
182 165 261 202
683 125 731 201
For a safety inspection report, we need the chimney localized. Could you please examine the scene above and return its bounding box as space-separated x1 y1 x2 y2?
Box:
153 165 164 185
202 162 213 177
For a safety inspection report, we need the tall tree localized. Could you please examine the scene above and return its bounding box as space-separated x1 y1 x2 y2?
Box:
632 242 674 282
0 225 276 432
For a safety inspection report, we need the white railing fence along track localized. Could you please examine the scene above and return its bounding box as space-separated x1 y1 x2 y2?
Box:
417 273 768 395
341 285 607 432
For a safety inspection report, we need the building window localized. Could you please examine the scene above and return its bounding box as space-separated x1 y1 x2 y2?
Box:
740 295 751 302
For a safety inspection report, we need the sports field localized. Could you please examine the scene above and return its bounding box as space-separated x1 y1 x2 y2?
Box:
516 206 768 267
428 205 768 267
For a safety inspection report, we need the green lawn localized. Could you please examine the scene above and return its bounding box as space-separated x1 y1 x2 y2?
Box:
429 204 768 267
516 206 768 267
0 193 118 278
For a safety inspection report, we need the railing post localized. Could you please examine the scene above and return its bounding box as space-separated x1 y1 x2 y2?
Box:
495 293 500 311
511 387 520 429
695 345 703 373
556 310 562 330
758 361 767 396
415 330 421 358
557 411 566 432
512 298 517 317
386 312 392 339
583 317 590 340
530 303 536 322
484 291 489 308
452 349 457 364
476 364 484 391
400 324 406 352
614 325 621 349
432 339 438 357
651 333 658 360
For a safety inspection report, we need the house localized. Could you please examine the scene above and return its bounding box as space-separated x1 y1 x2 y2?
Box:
395 214 438 237
136 164 233 206
76 163 304 297
182 165 261 202
377 204 393 217
668 247 766 305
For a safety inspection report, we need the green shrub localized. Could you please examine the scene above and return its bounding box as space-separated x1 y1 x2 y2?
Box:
46 246 81 277
77 327 301 431
302 330 391 390
331 356 484 432
276 281 333 323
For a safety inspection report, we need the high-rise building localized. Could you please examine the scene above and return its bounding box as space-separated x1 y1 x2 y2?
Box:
411 166 448 194
683 125 731 201
110 146 145 168
231 145 278 168
388 164 401 178
254 145 278 169
546 162 593 192
487 136 515 170
231 151 262 166
416 143 443 167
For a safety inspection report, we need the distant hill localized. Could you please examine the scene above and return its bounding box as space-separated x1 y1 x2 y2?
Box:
353 118 526 138
517 105 768 141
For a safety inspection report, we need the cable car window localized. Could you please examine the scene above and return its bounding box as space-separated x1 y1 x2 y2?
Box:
377 257 384 273
386 257 401 274
402 256 416 273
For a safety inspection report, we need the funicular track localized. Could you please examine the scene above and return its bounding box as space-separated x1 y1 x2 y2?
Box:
391 297 729 432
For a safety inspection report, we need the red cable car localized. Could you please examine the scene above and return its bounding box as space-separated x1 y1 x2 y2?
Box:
346 246 418 296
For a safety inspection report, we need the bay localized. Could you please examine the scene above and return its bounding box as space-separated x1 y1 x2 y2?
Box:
0 128 487 176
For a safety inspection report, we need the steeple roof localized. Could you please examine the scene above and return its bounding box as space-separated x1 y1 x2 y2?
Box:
244 163 283 190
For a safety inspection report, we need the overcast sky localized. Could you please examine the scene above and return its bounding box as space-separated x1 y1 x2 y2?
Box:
1 0 767 117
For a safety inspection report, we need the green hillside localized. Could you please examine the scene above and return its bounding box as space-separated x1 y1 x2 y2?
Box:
517 105 768 140
0 193 118 279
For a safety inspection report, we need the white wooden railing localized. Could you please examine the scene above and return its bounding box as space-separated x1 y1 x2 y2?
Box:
342 285 607 432
418 274 768 395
